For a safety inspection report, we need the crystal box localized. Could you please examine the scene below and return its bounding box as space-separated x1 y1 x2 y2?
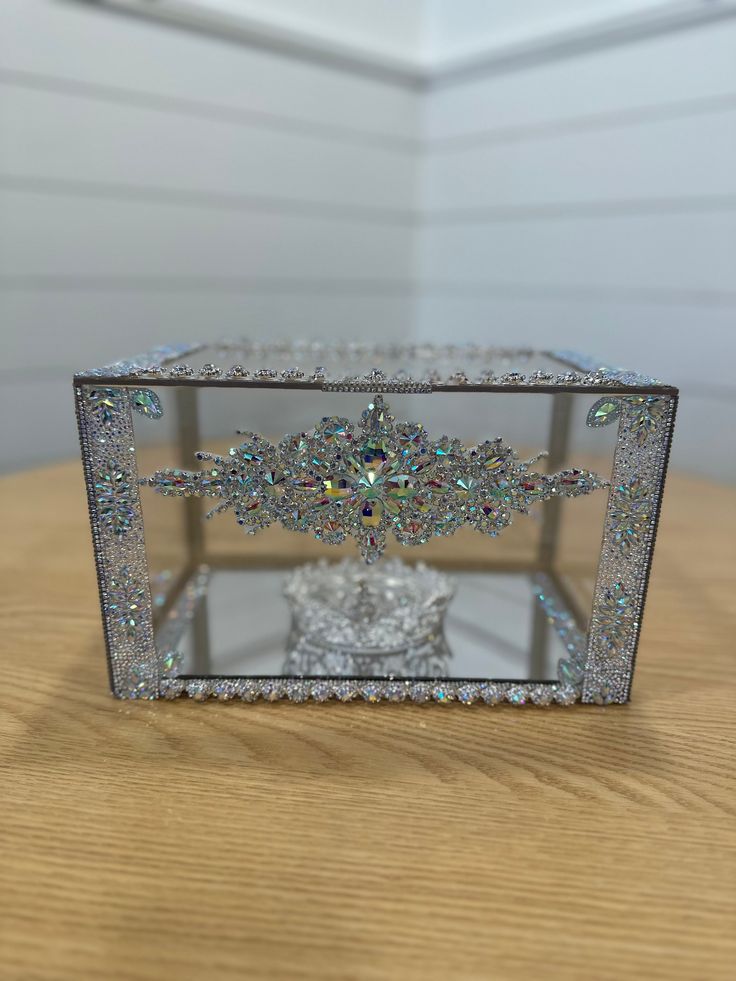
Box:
74 342 677 706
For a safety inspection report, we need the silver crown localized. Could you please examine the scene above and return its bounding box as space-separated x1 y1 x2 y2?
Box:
282 557 454 677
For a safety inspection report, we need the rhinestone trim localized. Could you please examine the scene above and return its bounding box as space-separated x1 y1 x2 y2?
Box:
76 385 159 698
75 342 674 391
582 394 676 703
159 677 580 706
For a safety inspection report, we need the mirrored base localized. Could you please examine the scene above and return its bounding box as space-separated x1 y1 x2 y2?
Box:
155 562 587 684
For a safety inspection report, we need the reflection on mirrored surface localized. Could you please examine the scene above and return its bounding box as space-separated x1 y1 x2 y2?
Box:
283 558 454 677
154 564 585 683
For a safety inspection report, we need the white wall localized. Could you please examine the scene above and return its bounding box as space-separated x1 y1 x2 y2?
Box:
416 18 736 478
193 0 427 63
1 1 735 477
422 0 670 62
0 0 420 468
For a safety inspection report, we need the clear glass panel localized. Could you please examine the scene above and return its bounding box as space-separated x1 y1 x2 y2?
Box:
135 385 619 684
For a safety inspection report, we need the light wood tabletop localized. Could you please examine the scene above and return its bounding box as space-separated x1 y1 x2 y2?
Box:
1 460 734 981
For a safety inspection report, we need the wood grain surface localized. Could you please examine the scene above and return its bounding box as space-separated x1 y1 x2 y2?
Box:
1 461 734 981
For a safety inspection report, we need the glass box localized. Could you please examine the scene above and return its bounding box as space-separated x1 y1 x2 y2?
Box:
74 341 677 706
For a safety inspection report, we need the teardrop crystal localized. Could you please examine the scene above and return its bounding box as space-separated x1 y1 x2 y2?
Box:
586 397 621 428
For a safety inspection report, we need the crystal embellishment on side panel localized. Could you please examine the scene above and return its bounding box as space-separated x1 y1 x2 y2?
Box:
142 396 608 562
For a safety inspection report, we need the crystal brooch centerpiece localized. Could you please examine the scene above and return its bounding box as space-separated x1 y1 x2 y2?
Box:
142 395 608 562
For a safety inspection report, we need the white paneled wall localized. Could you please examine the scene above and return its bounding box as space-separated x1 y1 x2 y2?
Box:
417 19 736 478
1 1 735 477
0 0 419 468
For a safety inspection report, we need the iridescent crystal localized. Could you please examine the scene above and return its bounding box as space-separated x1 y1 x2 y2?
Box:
517 475 549 501
131 388 163 420
160 678 185 699
321 419 350 442
281 433 309 456
360 500 382 527
323 474 354 499
478 441 511 471
407 452 433 474
425 478 450 496
468 499 510 534
385 473 417 501
432 685 453 703
455 474 482 495
334 682 357 702
226 364 249 378
315 518 345 544
385 682 407 702
86 387 120 426
554 685 579 706
235 496 263 522
627 396 666 445
558 659 584 686
434 436 462 461
150 468 196 495
479 684 503 705
409 682 431 703
232 443 264 465
555 469 606 496
586 397 621 428
286 681 310 703
187 680 210 701
128 663 156 699
107 565 146 637
214 680 237 700
169 363 194 378
260 469 284 494
396 423 424 448
457 684 480 705
310 681 332 702
282 504 312 532
96 464 135 535
362 398 388 430
291 475 320 491
530 686 554 706
260 681 283 702
393 515 428 545
143 394 607 562
592 685 615 705
610 478 650 553
159 649 182 678
597 582 634 649
359 437 390 471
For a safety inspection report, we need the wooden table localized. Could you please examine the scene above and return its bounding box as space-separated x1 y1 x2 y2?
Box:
1 461 734 981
